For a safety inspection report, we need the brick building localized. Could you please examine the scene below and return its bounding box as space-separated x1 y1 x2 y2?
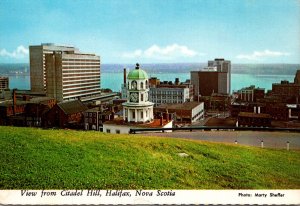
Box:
238 85 265 102
83 105 118 131
199 93 231 111
191 58 231 98
44 100 88 128
237 112 272 127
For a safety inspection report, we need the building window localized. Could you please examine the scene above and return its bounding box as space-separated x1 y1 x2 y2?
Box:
141 111 143 119
133 111 135 119
141 82 144 89
131 80 137 89
116 129 120 134
141 94 144 101
106 129 111 133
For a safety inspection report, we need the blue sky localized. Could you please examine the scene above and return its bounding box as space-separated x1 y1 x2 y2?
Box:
0 0 299 64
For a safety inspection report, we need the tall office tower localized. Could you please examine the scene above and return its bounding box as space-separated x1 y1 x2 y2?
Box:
0 77 9 91
191 58 231 99
30 43 101 102
191 69 227 97
30 43 79 93
208 58 231 94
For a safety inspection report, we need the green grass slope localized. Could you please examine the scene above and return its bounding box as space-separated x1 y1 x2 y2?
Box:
0 126 299 189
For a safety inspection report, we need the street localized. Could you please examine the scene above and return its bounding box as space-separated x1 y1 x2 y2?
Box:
142 130 300 150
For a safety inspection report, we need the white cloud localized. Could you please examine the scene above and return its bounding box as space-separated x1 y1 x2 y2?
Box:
236 49 290 60
0 45 29 59
122 44 204 60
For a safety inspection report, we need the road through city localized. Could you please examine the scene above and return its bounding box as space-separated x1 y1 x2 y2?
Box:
142 131 300 150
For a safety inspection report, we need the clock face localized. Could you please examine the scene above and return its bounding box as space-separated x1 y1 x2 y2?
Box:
130 92 139 102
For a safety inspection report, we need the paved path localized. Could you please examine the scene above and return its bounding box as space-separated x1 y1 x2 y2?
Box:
142 131 300 150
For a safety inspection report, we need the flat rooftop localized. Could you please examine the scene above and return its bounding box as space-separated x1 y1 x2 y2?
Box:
156 101 203 110
104 118 171 128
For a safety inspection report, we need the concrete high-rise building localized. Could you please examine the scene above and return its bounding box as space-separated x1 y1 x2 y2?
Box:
30 43 79 93
208 58 231 94
30 43 101 102
0 77 9 91
191 70 227 96
191 58 231 99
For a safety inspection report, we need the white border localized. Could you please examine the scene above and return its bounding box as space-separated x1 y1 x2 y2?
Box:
0 190 300 205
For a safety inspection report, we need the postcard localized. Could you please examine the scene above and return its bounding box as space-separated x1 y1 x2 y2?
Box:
0 0 299 205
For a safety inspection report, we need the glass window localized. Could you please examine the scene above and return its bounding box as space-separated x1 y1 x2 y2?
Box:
141 111 143 118
106 129 111 133
116 129 120 134
141 82 144 89
141 94 144 101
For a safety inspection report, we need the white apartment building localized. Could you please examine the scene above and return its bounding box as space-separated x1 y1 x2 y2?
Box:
30 43 101 102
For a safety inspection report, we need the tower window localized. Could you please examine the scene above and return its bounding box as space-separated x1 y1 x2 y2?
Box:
141 94 144 101
141 82 144 89
132 111 135 119
141 111 143 119
131 81 137 89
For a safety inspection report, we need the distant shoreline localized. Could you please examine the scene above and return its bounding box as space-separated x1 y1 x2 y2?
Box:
1 63 300 76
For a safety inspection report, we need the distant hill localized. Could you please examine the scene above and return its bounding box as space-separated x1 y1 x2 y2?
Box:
0 63 29 75
0 63 299 75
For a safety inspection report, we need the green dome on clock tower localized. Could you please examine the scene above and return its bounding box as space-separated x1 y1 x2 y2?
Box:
127 63 149 80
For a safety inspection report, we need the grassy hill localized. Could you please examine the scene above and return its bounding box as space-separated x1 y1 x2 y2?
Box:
0 126 299 189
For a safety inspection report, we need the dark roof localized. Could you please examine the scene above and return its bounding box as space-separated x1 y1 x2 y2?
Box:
57 100 88 115
238 112 271 118
155 101 203 110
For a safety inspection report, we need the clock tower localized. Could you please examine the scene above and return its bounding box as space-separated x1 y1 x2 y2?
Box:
122 63 154 123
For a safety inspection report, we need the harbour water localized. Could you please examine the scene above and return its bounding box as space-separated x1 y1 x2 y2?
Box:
2 63 298 92
8 73 295 93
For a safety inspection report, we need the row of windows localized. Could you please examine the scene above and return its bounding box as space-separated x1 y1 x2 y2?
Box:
62 66 100 73
63 88 100 98
106 129 120 134
62 72 100 77
63 82 100 89
62 69 100 74
128 80 149 90
62 62 100 66
62 59 100 62
62 76 100 81
150 95 184 98
63 76 100 82
192 110 204 120
63 84 100 92
63 87 100 94
150 91 184 95
63 92 101 101
154 100 183 104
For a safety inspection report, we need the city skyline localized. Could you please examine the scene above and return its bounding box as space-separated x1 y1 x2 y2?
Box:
0 0 299 64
